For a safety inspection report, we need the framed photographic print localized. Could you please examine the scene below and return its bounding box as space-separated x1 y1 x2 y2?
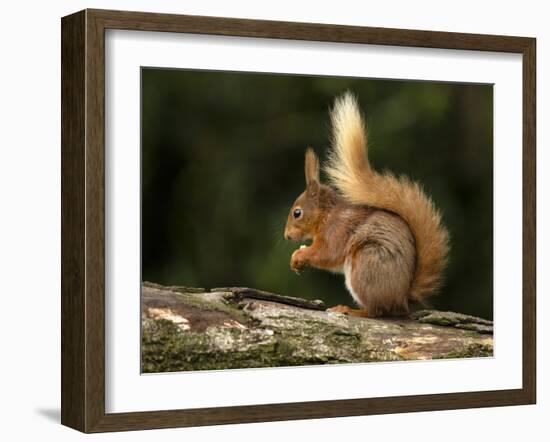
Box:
61 9 536 433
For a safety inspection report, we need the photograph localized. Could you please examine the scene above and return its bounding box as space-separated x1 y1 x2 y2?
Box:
56 5 537 435
140 68 494 373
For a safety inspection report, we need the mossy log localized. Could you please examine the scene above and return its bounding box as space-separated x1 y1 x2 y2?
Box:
142 282 493 373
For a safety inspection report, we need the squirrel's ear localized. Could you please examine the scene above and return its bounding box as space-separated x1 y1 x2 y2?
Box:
304 148 320 196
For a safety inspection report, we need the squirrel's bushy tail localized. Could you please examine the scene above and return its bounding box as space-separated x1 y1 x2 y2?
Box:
325 92 450 302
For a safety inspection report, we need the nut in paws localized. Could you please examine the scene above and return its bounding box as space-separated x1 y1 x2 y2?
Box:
290 249 307 274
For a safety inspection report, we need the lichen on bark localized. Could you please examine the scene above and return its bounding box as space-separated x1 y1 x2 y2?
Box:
141 282 493 373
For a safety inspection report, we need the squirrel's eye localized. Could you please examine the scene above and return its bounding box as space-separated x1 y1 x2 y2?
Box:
293 208 302 219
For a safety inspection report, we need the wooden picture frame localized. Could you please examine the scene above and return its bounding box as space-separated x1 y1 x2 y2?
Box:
61 8 536 433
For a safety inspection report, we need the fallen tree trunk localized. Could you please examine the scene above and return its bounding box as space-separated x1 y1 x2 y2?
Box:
141 282 493 373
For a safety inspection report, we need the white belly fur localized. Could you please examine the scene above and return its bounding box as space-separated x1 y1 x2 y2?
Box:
343 259 362 306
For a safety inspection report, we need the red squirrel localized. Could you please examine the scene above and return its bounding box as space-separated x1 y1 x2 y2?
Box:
284 92 450 317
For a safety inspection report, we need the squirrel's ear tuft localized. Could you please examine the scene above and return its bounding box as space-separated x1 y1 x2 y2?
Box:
304 148 320 192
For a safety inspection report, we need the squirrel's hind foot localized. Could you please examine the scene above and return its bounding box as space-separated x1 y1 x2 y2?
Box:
327 305 370 318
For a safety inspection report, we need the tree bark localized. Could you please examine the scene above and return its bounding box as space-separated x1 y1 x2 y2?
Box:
141 281 493 373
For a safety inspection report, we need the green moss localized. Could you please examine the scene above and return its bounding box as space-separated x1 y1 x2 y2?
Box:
441 343 493 359
142 319 280 372
142 312 385 372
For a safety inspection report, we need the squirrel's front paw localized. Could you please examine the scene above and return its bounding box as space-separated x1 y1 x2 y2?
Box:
290 249 308 274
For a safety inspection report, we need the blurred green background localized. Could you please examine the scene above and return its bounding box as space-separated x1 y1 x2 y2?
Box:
141 68 493 320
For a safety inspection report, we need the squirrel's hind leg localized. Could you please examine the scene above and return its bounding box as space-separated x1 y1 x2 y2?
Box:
343 247 412 318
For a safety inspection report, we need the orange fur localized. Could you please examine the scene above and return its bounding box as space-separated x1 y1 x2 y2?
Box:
325 93 450 302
